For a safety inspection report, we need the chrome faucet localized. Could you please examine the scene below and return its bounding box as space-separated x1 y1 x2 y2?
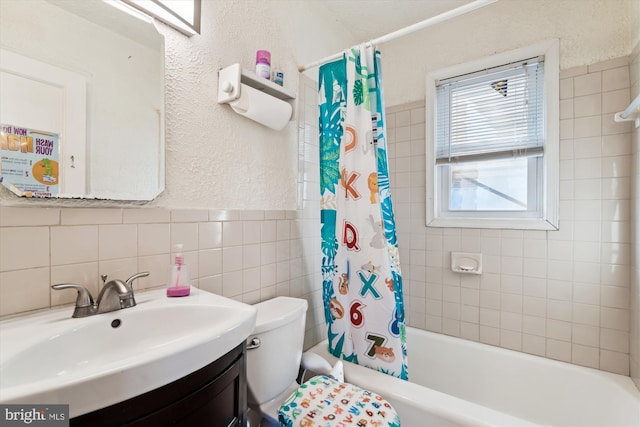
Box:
52 272 150 318
95 279 134 313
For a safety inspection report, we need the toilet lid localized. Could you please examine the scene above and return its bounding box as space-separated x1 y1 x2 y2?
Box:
278 375 400 426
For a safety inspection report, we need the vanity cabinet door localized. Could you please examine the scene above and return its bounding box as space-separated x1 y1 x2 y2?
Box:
71 343 247 427
133 350 246 427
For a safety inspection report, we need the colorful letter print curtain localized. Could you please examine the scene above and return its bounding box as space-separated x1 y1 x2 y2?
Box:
319 45 407 380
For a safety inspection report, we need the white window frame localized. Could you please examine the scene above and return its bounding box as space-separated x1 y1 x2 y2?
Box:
426 39 559 230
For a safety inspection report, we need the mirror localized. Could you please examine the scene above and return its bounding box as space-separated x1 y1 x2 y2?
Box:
0 0 164 200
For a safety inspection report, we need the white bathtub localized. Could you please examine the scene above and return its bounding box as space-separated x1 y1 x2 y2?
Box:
308 327 640 427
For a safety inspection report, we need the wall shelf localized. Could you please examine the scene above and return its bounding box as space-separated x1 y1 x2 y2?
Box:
239 68 295 100
217 63 295 104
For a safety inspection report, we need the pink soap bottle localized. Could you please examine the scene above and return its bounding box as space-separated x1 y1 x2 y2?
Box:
167 244 190 297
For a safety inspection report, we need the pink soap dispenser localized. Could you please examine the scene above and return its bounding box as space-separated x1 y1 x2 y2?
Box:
167 243 191 297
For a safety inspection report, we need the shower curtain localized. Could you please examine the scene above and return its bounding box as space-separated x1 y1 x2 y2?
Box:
319 45 407 380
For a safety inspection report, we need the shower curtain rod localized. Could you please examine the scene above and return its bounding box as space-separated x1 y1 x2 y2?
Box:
298 0 498 72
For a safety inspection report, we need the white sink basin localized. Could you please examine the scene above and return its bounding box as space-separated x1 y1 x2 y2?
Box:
0 288 257 418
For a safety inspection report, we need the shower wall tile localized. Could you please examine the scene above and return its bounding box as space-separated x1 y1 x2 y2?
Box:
559 77 574 99
170 222 199 252
137 254 169 290
99 224 137 260
222 222 243 247
208 210 242 222
386 56 632 376
572 343 599 368
138 224 171 256
574 72 602 97
0 207 59 226
0 226 50 271
99 258 139 287
171 209 208 223
0 267 50 316
523 334 546 356
50 262 100 305
123 208 170 224
51 226 98 266
199 222 223 249
61 208 123 225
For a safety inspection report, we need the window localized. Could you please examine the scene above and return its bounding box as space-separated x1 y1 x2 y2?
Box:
426 40 559 230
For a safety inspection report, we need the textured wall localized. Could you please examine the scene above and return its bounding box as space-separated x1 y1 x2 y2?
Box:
633 0 640 50
150 0 331 210
382 0 638 106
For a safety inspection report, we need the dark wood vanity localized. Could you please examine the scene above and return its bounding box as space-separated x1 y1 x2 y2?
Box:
71 343 247 427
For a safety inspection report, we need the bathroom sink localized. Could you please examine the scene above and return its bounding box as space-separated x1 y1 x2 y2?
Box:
0 288 257 418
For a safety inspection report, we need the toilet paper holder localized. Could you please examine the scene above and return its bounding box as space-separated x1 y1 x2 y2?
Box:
217 63 242 104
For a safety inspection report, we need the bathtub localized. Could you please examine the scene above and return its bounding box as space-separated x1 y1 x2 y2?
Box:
307 327 640 427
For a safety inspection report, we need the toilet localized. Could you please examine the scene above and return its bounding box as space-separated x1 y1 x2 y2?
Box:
246 297 400 427
246 296 308 426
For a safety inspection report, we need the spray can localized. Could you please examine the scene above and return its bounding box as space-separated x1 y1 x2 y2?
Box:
255 50 271 79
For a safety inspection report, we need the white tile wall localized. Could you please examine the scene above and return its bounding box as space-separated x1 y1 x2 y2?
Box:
629 41 640 390
387 57 634 376
296 74 324 349
0 204 324 350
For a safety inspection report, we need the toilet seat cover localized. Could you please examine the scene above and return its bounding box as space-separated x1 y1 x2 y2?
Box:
278 375 400 426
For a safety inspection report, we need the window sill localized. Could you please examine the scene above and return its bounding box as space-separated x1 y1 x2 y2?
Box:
426 216 559 231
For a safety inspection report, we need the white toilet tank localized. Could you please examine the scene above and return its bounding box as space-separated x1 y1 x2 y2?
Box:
246 297 308 406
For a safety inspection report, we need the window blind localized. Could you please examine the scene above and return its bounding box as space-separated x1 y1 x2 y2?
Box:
436 58 544 164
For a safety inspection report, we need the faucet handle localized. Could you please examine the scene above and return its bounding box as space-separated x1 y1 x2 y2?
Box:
51 284 95 318
125 271 150 288
52 283 94 306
